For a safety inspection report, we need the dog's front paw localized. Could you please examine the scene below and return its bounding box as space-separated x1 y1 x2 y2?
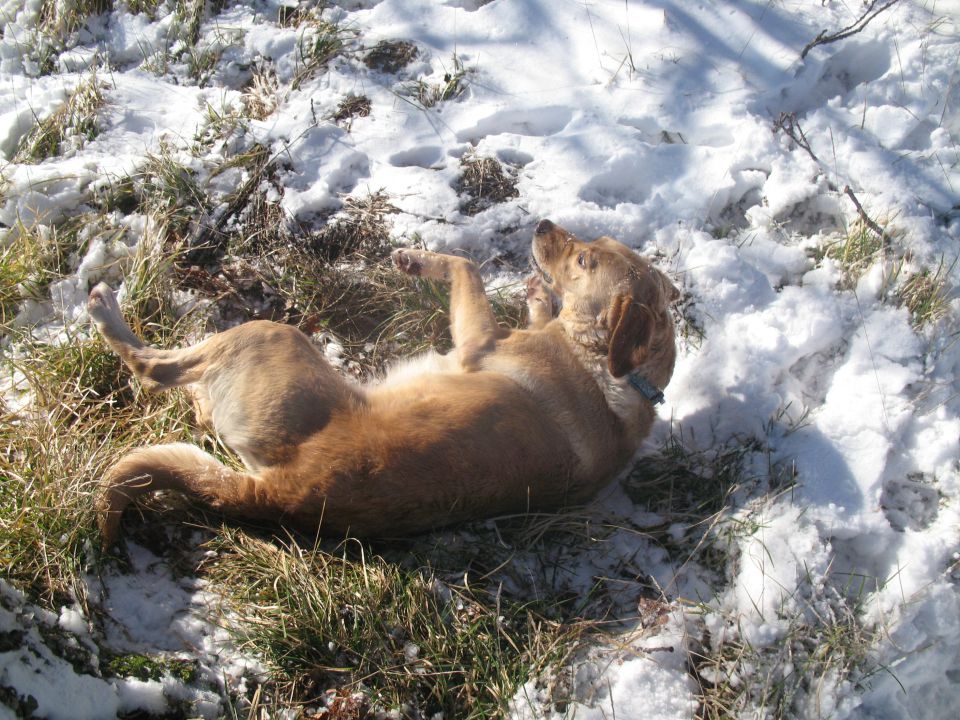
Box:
87 282 121 323
525 274 557 328
392 248 426 276
526 274 556 307
390 248 438 277
526 274 546 299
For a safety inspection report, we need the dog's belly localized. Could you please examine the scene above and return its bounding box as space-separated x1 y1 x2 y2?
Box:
267 371 599 535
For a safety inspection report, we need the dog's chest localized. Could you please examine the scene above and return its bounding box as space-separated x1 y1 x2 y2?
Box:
378 350 460 389
556 336 648 432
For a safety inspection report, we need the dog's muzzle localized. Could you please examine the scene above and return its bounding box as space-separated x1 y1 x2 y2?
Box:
535 219 555 235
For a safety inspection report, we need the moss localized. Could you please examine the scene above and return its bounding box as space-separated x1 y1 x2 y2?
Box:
104 653 200 684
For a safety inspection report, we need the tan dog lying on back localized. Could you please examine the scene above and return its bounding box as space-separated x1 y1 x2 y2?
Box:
90 220 679 545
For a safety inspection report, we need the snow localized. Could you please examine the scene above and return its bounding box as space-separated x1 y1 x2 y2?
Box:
2 0 960 717
0 542 261 718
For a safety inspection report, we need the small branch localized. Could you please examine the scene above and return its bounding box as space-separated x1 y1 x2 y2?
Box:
843 185 890 244
774 114 890 242
801 0 901 59
189 145 271 250
774 112 819 164
774 112 838 191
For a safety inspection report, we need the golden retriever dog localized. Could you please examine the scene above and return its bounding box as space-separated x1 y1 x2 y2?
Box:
89 220 679 546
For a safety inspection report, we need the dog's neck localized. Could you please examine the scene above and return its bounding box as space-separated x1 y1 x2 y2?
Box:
557 306 673 427
558 309 609 353
555 320 652 431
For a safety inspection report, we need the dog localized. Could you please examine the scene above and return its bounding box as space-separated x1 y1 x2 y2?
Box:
89 220 679 546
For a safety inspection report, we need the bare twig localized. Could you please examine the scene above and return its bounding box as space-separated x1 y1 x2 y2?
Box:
774 112 835 189
189 145 271 250
774 113 891 244
843 185 890 245
801 0 901 59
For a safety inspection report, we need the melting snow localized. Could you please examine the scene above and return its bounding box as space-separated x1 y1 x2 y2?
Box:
2 0 959 717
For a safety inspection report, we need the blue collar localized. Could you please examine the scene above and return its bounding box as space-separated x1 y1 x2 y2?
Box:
627 372 665 405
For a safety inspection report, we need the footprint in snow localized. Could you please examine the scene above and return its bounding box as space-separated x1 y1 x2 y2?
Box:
389 146 445 169
881 473 940 532
455 106 573 143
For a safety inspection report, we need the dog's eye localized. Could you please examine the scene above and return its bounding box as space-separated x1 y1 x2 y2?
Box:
577 251 587 268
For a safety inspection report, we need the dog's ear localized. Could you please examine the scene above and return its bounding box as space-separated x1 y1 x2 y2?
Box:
607 294 653 378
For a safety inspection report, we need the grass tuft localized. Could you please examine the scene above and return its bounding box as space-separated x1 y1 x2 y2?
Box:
184 43 223 87
402 54 471 109
310 191 399 262
364 39 418 74
820 217 898 289
94 145 208 242
242 64 282 120
140 150 206 237
1 334 174 604
205 530 579 717
0 213 132 334
293 15 354 90
898 257 953 328
174 0 206 45
120 0 164 19
674 286 706 349
694 589 875 720
103 652 200 684
0 400 101 606
0 221 70 330
816 216 955 328
621 432 781 579
0 219 209 606
456 153 520 216
39 0 112 39
14 71 106 163
192 98 248 154
333 94 372 128
623 433 759 524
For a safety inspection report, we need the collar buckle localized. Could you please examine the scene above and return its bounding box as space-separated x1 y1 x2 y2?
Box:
627 373 665 405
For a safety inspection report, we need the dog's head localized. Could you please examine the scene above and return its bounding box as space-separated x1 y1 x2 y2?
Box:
531 219 679 378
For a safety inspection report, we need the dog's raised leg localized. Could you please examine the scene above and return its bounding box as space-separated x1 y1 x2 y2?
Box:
392 249 507 368
87 283 210 392
89 282 362 470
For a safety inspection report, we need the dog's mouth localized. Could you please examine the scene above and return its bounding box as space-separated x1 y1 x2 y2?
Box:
530 253 554 286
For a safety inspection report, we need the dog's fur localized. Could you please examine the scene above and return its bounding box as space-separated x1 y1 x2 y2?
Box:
90 220 679 545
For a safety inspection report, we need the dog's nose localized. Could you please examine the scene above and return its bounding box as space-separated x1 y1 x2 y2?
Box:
535 219 555 235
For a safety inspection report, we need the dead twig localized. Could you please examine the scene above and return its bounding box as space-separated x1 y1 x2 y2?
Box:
774 113 890 244
801 0 901 59
774 112 835 189
189 145 272 251
843 185 891 245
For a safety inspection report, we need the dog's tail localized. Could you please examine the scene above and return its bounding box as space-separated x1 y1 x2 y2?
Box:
98 443 269 548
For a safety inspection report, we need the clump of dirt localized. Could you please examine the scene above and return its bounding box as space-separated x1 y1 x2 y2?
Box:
364 40 418 74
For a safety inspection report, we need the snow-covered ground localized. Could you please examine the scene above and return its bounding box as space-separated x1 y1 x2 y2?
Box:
2 0 959 717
